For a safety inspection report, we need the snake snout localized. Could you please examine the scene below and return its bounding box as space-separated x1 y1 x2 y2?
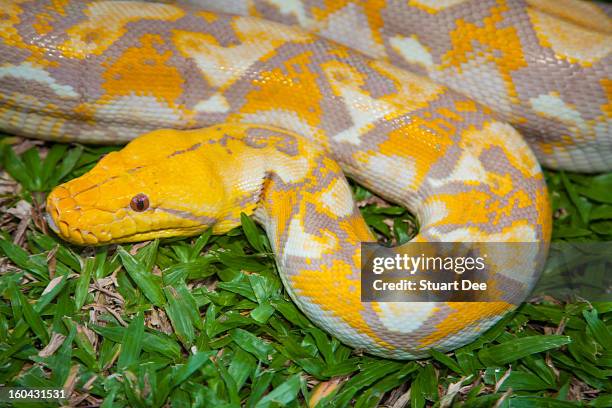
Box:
45 212 59 234
46 185 105 245
46 188 75 242
46 187 67 234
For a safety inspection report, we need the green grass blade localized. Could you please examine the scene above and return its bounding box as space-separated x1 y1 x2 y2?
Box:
255 374 302 408
117 312 145 370
582 309 612 350
74 257 94 310
118 247 165 307
478 335 571 366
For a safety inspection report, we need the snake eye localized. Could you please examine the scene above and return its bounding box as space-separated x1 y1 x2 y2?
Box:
130 193 149 212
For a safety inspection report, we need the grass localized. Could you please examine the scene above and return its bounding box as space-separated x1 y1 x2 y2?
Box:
0 136 611 407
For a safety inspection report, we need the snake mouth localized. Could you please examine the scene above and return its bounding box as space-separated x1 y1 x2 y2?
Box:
46 212 208 245
45 216 104 245
46 191 216 245
110 226 210 244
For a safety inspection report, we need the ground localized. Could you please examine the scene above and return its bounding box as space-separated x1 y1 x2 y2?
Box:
0 135 611 407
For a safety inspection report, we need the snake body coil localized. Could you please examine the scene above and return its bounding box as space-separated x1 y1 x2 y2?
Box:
2 0 600 357
191 0 612 172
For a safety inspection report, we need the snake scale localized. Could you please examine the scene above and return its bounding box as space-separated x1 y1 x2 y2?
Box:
0 0 608 358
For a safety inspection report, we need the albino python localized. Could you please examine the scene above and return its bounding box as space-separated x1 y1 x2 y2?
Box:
0 0 608 358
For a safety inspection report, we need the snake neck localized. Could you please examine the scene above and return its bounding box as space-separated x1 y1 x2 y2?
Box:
201 125 333 235
205 126 375 250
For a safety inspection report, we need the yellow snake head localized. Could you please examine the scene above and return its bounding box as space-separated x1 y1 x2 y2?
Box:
46 129 231 245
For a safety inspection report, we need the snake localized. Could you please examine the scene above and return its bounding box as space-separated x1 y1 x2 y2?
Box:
0 0 607 358
186 0 612 173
